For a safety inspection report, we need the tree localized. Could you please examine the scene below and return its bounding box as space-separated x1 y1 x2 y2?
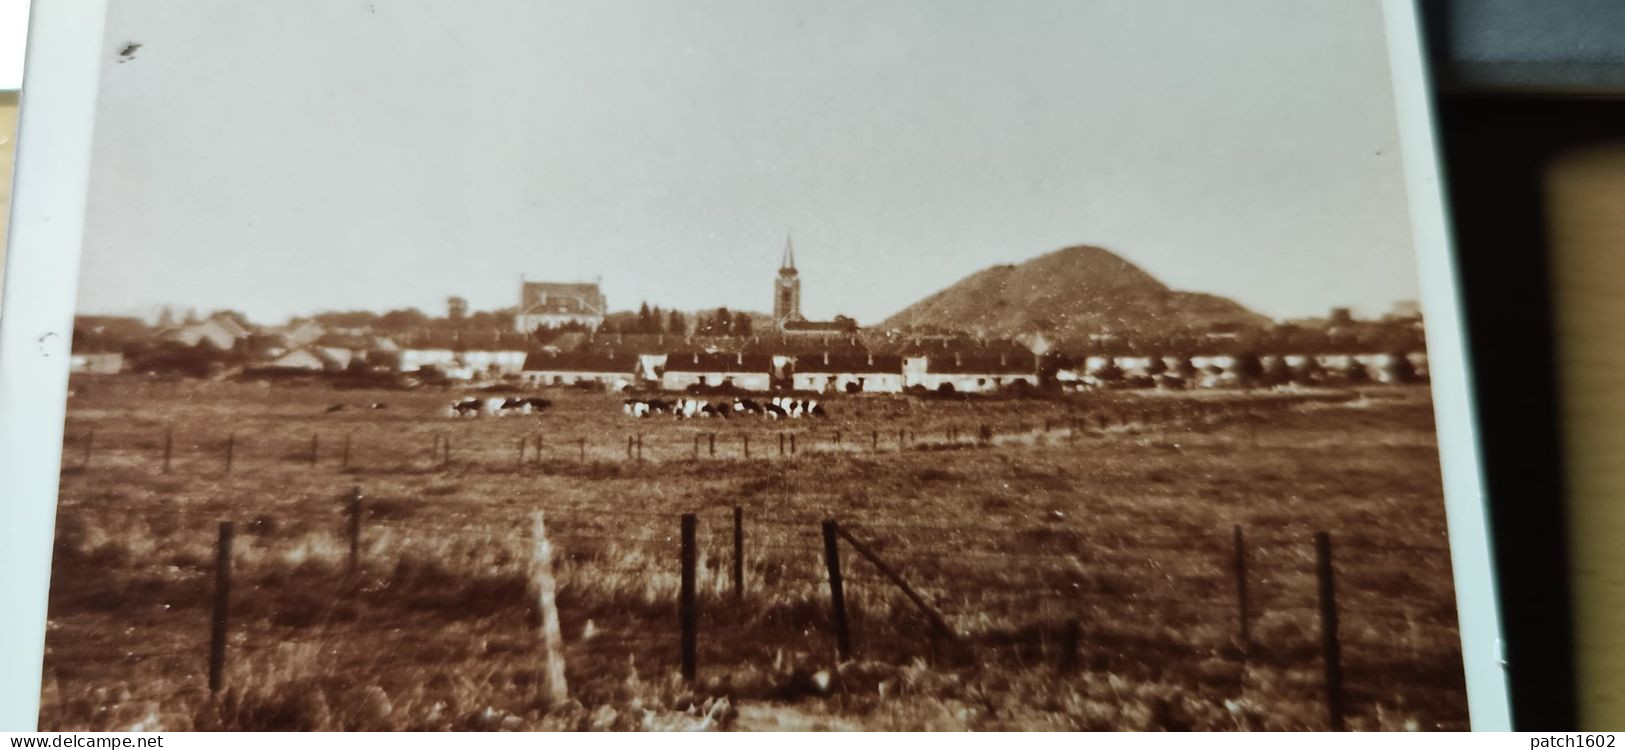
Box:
1095 357 1125 384
1387 352 1420 384
1175 355 1199 380
710 308 732 335
1235 351 1264 387
1344 359 1370 384
1147 354 1168 377
1292 356 1326 385
732 311 753 336
312 310 381 329
637 302 654 334
376 308 430 331
1260 355 1291 386
667 310 686 336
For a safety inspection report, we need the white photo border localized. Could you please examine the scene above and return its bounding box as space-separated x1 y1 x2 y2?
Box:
0 0 109 732
0 0 1514 731
1381 0 1512 729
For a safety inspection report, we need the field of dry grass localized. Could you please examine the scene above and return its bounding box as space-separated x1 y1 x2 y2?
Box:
39 376 1466 730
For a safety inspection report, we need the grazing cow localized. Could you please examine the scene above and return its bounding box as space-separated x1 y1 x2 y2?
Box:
449 398 483 417
733 398 763 415
523 397 552 411
368 402 388 410
763 403 787 419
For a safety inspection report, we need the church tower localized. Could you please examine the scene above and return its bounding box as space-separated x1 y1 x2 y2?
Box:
774 233 803 326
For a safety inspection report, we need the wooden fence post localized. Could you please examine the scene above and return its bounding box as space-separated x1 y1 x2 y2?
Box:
209 521 233 692
162 428 173 474
872 430 879 452
444 435 453 466
778 432 785 457
898 428 906 451
821 519 852 661
743 434 750 459
708 432 716 457
517 437 527 469
790 433 797 456
693 434 701 459
579 437 586 462
1233 524 1250 651
530 512 569 703
310 433 320 466
834 430 842 447
637 434 644 462
626 435 634 460
347 487 364 573
535 432 544 464
733 506 745 600
1315 531 1345 731
430 434 440 465
680 513 698 682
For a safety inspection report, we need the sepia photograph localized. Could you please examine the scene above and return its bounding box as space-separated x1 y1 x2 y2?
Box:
30 0 1476 731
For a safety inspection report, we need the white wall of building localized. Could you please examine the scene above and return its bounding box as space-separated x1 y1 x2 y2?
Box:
661 371 771 391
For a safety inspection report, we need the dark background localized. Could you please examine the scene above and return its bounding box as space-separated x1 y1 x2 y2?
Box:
1423 0 1625 729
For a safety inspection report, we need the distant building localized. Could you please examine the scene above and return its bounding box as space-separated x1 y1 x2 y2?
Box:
773 235 802 326
396 333 527 380
772 235 859 336
521 351 635 390
782 319 858 337
69 352 124 375
266 346 348 372
903 352 1038 393
661 352 772 391
791 351 904 393
164 313 251 351
515 280 607 333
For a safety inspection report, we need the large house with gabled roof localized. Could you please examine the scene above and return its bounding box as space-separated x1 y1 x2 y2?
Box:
515 280 606 333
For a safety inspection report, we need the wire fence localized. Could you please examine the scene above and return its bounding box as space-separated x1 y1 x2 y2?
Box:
47 473 1459 730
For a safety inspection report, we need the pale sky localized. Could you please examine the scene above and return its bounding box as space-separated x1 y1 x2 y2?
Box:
77 0 1417 326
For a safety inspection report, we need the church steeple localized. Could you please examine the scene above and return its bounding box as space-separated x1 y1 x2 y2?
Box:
774 231 802 324
780 232 797 274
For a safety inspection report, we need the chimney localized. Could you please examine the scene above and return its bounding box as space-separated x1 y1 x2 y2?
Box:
1000 353 1007 367
954 352 962 367
823 351 830 366
736 352 743 366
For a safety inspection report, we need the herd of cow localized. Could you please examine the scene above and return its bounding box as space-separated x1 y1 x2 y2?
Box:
622 396 828 419
441 395 827 419
445 396 555 417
